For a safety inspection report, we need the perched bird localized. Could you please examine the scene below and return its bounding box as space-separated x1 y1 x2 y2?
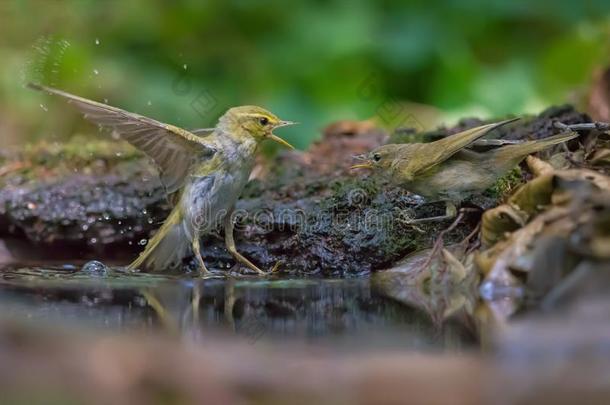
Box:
352 119 578 220
28 83 296 275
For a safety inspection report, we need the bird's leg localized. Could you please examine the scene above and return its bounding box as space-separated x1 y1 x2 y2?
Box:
407 201 458 224
223 210 266 275
191 237 210 276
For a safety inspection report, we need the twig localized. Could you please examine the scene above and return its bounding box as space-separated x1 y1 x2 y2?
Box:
554 121 610 132
418 210 465 274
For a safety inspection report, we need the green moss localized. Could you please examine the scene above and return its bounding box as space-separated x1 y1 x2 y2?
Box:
0 135 147 185
486 167 524 200
20 135 142 168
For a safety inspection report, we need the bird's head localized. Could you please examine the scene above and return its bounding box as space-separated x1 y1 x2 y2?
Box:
351 144 400 172
218 105 296 149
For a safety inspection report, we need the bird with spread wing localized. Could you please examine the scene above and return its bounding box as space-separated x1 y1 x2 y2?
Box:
28 83 296 276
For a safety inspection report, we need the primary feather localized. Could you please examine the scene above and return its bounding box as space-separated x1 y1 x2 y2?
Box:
396 118 519 180
27 82 216 194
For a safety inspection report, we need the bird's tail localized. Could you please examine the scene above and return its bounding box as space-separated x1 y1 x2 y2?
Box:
492 132 578 161
128 206 190 272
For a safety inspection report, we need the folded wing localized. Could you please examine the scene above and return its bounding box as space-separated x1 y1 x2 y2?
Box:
407 118 519 177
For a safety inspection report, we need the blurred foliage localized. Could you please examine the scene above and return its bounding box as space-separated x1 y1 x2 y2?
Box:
0 0 609 149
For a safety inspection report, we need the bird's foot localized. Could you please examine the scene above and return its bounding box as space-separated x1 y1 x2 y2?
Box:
196 268 227 279
229 259 269 276
404 202 462 225
231 260 281 276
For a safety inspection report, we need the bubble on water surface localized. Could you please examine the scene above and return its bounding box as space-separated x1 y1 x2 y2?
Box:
81 260 108 276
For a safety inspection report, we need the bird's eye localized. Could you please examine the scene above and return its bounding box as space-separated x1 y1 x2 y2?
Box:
372 153 381 162
259 117 269 126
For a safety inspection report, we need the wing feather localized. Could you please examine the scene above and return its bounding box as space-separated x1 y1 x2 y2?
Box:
406 118 519 177
28 83 216 194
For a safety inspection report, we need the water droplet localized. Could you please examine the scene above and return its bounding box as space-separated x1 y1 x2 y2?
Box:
142 209 148 215
147 218 153 224
102 213 110 220
81 260 108 276
103 98 108 104
39 104 48 112
183 64 187 70
90 237 98 244
147 100 152 106
139 239 148 246
95 38 100 45
93 69 99 75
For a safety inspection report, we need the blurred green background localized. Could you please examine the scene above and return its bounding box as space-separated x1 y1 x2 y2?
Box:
1 0 609 149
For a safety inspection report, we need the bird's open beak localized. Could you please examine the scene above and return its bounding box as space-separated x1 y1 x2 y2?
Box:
350 154 372 169
350 163 373 170
269 120 298 149
269 134 295 149
277 120 298 128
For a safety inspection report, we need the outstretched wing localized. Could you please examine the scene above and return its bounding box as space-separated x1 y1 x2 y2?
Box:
28 83 216 194
407 118 519 177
